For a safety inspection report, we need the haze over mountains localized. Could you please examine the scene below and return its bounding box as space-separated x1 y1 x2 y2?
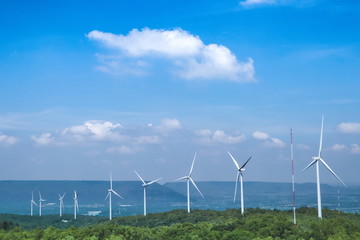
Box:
0 181 359 216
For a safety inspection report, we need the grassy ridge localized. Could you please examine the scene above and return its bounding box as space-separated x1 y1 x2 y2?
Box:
1 207 360 239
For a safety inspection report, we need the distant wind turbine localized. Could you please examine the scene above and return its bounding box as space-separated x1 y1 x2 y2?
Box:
30 191 37 216
105 172 123 220
176 152 204 213
227 151 252 215
73 191 79 219
58 193 66 217
38 191 46 216
134 170 162 216
302 115 346 218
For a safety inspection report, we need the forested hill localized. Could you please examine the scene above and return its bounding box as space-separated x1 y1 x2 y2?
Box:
1 207 360 239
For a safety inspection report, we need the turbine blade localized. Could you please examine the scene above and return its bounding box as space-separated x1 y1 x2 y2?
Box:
228 151 240 170
176 176 188 181
320 158 347 187
39 191 42 200
134 170 146 184
32 200 38 206
190 177 204 198
58 194 61 199
302 158 317 172
234 171 240 202
111 190 124 199
240 156 252 169
189 152 197 176
62 192 66 199
147 177 162 185
105 192 110 201
318 115 324 157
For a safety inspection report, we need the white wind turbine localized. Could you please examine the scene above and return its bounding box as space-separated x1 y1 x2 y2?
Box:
58 193 66 217
38 191 46 216
105 172 123 220
134 170 162 216
228 151 252 215
30 191 37 216
73 191 79 219
302 115 346 218
176 152 204 213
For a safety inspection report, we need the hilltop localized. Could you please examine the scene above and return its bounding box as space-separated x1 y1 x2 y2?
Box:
1 207 360 239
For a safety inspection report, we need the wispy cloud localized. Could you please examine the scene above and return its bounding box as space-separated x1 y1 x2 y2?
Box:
338 122 360 134
330 143 348 152
31 133 61 146
195 129 246 144
350 144 360 154
240 0 276 7
87 28 255 82
106 145 141 154
0 133 17 146
252 130 285 148
329 143 360 154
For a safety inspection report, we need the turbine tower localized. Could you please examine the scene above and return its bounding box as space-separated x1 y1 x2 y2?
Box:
30 191 37 216
38 191 46 216
105 172 123 220
176 152 204 213
227 151 252 215
134 170 162 216
302 115 346 218
73 191 79 219
58 193 66 217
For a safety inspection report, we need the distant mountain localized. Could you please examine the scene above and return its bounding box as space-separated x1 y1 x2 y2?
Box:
1 181 359 216
0 180 185 215
163 181 356 197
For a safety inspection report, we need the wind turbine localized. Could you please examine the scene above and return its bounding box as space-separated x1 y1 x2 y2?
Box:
38 191 46 216
227 151 252 215
176 152 204 213
134 170 162 216
58 192 66 217
30 191 37 216
302 115 346 218
73 191 79 219
105 172 123 220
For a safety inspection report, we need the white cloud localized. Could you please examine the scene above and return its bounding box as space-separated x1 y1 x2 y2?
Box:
330 144 348 152
87 28 255 82
338 122 360 134
106 145 140 154
350 144 360 154
62 120 123 141
252 131 270 140
263 137 286 148
154 118 182 133
195 129 246 144
252 131 285 148
31 133 56 146
240 0 276 7
328 143 360 154
0 133 17 146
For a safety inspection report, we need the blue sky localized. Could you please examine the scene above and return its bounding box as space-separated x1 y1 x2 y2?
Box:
0 0 359 185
